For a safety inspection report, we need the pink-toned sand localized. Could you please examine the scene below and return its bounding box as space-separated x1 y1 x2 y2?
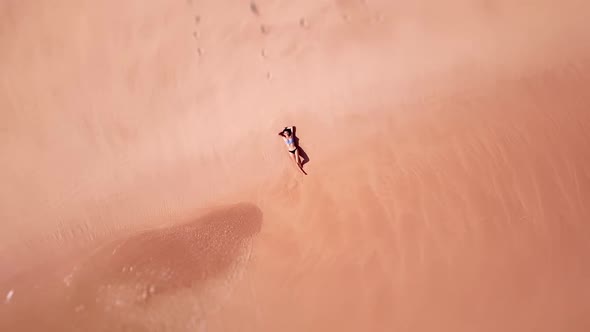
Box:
1 0 590 331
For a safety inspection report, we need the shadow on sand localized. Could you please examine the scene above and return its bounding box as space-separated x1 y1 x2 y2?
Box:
3 203 264 331
67 203 263 309
292 126 311 168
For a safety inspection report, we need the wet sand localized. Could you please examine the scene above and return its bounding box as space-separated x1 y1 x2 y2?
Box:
1 0 590 331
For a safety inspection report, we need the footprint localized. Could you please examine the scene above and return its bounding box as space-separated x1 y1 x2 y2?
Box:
249 1 260 16
192 16 202 54
299 18 309 29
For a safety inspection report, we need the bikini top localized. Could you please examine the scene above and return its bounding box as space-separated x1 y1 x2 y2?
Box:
285 137 294 145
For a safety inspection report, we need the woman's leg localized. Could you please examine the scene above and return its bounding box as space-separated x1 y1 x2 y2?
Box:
290 152 305 174
294 149 302 167
289 152 298 165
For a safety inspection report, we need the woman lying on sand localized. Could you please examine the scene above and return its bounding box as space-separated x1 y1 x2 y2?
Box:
278 126 306 174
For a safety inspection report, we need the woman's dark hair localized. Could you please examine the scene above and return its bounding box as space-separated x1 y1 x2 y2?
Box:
282 128 292 136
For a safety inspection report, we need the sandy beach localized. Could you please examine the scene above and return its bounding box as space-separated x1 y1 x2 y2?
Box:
1 0 590 331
